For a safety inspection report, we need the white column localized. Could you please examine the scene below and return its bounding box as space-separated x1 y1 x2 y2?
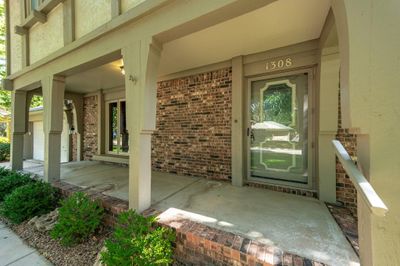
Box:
122 38 161 212
42 76 65 182
10 90 28 170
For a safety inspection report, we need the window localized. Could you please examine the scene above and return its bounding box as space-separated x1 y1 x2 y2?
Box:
106 100 129 155
24 0 45 18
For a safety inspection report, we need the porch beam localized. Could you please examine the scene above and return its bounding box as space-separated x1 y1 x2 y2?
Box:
122 38 161 212
42 75 65 182
10 90 28 170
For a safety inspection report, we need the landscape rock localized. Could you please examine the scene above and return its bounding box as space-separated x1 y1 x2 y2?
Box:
93 246 107 266
28 209 59 232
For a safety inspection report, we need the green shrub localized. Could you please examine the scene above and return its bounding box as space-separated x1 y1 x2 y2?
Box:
0 142 10 161
0 136 9 144
1 181 59 224
0 171 34 201
101 210 175 266
51 192 104 246
0 167 12 178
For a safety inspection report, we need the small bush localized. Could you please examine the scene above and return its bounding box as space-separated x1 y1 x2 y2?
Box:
0 167 12 178
0 142 10 162
1 181 59 224
0 136 9 144
51 192 104 246
101 210 175 266
0 171 34 201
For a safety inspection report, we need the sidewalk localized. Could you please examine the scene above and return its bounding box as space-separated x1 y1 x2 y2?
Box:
0 222 52 266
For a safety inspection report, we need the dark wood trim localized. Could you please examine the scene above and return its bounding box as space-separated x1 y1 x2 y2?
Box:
111 0 121 18
63 0 75 45
5 0 11 75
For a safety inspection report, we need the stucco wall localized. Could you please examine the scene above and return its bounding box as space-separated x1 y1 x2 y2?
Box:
152 68 232 180
29 4 64 64
9 0 22 74
121 0 146 13
75 0 111 39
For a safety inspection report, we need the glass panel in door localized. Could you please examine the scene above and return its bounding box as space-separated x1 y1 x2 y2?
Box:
250 73 309 184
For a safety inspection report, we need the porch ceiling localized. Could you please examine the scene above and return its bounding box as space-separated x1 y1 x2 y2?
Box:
65 59 124 94
159 0 331 77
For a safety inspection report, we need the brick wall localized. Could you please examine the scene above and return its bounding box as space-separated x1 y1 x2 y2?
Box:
336 92 357 216
71 133 78 161
83 95 98 160
152 68 232 180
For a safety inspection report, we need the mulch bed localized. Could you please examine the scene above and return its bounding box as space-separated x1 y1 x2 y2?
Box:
0 216 111 266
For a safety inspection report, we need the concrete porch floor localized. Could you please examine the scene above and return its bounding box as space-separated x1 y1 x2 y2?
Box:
5 160 359 266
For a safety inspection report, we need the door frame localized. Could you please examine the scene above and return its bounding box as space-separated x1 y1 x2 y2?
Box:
105 98 128 155
245 67 315 189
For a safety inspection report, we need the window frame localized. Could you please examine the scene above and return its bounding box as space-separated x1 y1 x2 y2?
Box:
105 99 129 156
24 0 46 18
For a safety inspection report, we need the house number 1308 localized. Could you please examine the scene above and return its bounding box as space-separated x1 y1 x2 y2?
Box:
265 58 292 70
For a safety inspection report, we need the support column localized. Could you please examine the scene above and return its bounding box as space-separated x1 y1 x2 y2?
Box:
10 90 28 170
332 2 400 265
42 76 65 182
318 50 340 203
122 38 161 212
231 56 244 186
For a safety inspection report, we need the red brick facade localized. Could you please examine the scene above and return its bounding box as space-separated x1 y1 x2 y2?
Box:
71 133 78 161
83 95 98 160
336 93 357 216
78 69 358 216
152 68 232 180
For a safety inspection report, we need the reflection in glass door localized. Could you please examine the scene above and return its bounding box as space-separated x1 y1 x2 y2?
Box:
249 73 309 184
107 100 129 155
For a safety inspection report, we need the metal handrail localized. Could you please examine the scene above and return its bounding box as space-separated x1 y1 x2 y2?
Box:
332 140 388 217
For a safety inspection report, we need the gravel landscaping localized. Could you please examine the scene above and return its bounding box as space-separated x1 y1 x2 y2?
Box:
0 216 111 266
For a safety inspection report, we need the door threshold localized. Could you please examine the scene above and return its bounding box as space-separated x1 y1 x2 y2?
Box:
247 180 318 198
92 154 129 165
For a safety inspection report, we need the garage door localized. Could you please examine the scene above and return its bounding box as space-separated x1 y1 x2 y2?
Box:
33 121 44 161
33 119 69 163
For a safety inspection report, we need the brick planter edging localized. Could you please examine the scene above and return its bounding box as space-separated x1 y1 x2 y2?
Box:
156 213 326 266
52 181 326 266
52 181 129 227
